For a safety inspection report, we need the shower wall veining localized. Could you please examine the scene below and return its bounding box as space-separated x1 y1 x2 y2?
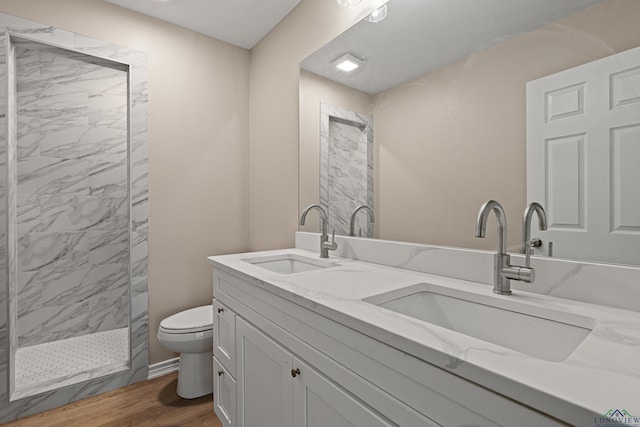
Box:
15 41 129 347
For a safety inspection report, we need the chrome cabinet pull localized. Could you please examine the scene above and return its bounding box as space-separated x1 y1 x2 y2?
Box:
218 371 224 376
217 307 224 313
291 368 300 378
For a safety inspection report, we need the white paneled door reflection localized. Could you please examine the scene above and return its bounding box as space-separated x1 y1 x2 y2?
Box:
527 46 640 266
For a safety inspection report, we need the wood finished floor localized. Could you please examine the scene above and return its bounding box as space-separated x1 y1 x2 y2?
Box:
4 373 222 427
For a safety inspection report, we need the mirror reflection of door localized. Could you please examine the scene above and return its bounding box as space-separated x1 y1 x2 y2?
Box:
527 46 640 266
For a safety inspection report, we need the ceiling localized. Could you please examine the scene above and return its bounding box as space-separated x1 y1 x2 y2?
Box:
300 0 605 94
104 0 301 49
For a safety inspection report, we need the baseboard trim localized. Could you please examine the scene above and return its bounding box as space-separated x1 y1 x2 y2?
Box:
148 357 179 380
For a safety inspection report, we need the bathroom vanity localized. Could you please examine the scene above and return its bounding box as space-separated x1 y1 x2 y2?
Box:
209 235 640 427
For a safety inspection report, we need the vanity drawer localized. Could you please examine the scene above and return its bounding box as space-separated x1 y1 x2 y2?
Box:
213 298 236 376
214 356 236 427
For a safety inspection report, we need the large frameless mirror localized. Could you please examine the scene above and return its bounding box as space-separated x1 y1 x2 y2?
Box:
298 0 640 266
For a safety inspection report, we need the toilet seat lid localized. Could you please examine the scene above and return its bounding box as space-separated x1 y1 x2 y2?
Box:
160 305 213 333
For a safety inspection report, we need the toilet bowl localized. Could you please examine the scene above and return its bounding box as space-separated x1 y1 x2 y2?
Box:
158 305 213 399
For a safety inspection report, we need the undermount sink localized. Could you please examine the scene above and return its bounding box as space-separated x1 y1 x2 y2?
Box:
364 283 595 362
242 253 339 274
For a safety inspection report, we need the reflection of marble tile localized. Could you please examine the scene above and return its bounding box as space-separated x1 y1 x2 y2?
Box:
39 50 127 94
320 103 374 237
132 197 148 234
17 80 88 122
88 92 127 130
15 46 41 81
4 15 75 46
38 123 90 159
328 120 369 235
81 124 127 147
38 121 126 163
132 160 148 208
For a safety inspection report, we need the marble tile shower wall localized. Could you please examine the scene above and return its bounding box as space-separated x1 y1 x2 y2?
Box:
15 43 129 347
0 11 148 422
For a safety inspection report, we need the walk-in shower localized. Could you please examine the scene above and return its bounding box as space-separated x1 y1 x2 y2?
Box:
0 13 149 423
10 38 130 400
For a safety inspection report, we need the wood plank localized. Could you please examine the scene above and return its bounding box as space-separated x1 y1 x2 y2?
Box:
4 373 221 427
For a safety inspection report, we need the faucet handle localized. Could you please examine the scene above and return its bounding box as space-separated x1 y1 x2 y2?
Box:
323 230 338 251
502 266 535 283
529 238 543 248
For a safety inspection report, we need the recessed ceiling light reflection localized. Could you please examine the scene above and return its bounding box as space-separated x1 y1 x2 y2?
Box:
332 53 363 72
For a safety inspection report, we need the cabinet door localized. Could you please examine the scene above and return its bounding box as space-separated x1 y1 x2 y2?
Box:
292 358 396 427
214 356 237 427
213 299 236 376
236 317 293 427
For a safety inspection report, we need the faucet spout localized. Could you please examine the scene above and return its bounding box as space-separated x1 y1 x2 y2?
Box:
475 200 511 295
475 200 508 255
349 205 375 237
300 204 336 258
300 204 327 235
522 202 548 269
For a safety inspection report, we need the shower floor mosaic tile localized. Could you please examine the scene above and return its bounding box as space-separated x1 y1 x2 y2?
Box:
13 327 129 400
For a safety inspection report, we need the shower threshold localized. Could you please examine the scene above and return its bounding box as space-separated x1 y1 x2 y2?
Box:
12 328 129 401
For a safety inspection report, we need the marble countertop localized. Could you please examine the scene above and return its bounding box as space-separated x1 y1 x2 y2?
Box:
208 248 640 424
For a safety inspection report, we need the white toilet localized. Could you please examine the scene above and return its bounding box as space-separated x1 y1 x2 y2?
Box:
157 305 214 399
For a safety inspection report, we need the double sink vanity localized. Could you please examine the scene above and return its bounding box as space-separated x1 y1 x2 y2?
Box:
208 233 640 427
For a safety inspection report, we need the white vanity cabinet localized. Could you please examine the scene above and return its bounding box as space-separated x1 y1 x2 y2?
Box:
235 316 399 427
212 267 565 427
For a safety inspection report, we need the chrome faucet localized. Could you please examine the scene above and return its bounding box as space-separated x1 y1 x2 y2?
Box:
475 200 512 294
522 202 548 268
299 204 337 258
475 200 536 295
349 205 375 237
